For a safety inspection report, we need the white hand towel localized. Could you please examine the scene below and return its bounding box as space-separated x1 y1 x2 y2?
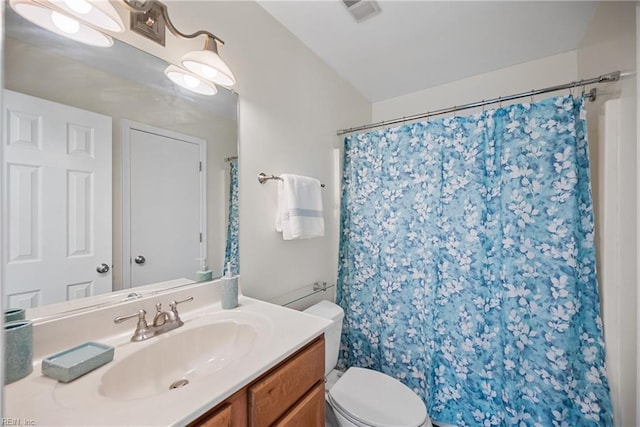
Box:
276 174 324 240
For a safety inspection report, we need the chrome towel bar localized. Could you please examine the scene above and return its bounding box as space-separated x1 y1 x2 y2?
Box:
257 172 325 188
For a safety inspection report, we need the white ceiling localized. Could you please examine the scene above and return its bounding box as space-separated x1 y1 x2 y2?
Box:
258 1 598 102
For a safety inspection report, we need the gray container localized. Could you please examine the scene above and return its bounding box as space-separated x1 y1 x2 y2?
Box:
4 320 33 384
221 276 238 309
42 342 114 382
4 308 25 323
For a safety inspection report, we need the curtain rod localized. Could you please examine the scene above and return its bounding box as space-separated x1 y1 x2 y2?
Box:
336 70 623 136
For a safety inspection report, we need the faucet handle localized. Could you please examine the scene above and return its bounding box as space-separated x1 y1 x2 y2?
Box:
168 296 193 326
114 309 154 342
169 296 193 311
114 308 147 325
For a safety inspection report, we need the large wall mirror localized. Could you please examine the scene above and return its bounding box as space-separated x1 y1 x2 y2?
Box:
2 7 239 314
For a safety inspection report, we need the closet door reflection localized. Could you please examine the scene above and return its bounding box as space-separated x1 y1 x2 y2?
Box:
124 122 206 288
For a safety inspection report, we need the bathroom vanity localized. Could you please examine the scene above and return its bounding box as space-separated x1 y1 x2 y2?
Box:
4 281 330 426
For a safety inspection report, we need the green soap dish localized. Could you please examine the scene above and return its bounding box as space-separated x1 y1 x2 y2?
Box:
42 342 114 383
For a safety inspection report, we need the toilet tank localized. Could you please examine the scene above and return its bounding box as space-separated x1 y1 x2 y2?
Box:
303 300 344 376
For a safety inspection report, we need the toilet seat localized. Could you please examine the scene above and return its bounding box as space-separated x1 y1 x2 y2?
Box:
327 367 427 427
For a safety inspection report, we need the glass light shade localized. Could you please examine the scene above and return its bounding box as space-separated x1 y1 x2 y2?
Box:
64 0 92 14
53 0 124 32
181 49 236 87
10 1 113 47
164 65 218 96
52 10 80 33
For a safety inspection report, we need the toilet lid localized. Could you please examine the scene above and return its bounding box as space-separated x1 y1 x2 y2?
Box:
328 367 427 427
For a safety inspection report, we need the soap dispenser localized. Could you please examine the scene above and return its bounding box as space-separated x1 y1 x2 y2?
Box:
221 262 238 309
196 258 213 282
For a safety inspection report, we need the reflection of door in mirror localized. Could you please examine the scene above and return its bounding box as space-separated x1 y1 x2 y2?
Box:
3 90 112 307
122 121 206 288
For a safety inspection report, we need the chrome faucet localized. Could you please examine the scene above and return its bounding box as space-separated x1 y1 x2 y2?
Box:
114 296 194 342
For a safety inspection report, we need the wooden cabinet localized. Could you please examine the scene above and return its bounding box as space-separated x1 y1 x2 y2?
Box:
189 335 325 427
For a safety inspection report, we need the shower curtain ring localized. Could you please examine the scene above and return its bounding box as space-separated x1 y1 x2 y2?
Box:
481 101 485 113
530 90 534 104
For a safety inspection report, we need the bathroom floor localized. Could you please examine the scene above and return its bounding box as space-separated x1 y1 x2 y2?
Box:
325 401 339 427
325 370 342 427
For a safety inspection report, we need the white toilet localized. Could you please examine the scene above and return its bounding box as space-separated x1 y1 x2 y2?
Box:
304 300 433 427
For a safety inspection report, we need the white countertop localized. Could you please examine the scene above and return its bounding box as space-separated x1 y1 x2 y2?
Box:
5 292 330 426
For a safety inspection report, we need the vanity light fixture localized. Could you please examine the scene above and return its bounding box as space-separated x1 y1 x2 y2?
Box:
122 0 236 90
181 35 236 87
9 0 124 47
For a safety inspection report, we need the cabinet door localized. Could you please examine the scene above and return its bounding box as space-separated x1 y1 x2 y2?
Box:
248 336 324 427
274 382 325 426
195 403 232 427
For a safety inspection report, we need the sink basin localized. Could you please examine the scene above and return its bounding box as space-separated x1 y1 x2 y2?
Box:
98 320 257 400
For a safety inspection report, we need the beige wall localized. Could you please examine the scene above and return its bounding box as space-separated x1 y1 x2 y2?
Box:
372 51 578 121
109 1 371 302
577 2 637 426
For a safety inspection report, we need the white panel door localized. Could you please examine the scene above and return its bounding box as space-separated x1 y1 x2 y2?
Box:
3 90 112 307
125 123 204 287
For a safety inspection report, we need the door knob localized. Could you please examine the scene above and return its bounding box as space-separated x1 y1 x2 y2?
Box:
96 263 110 274
134 255 146 265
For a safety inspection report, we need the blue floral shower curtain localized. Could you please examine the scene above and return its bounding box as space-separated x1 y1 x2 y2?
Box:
337 95 612 426
224 159 239 275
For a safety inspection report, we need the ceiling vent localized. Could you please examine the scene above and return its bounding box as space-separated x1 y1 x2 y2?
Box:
342 0 381 23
